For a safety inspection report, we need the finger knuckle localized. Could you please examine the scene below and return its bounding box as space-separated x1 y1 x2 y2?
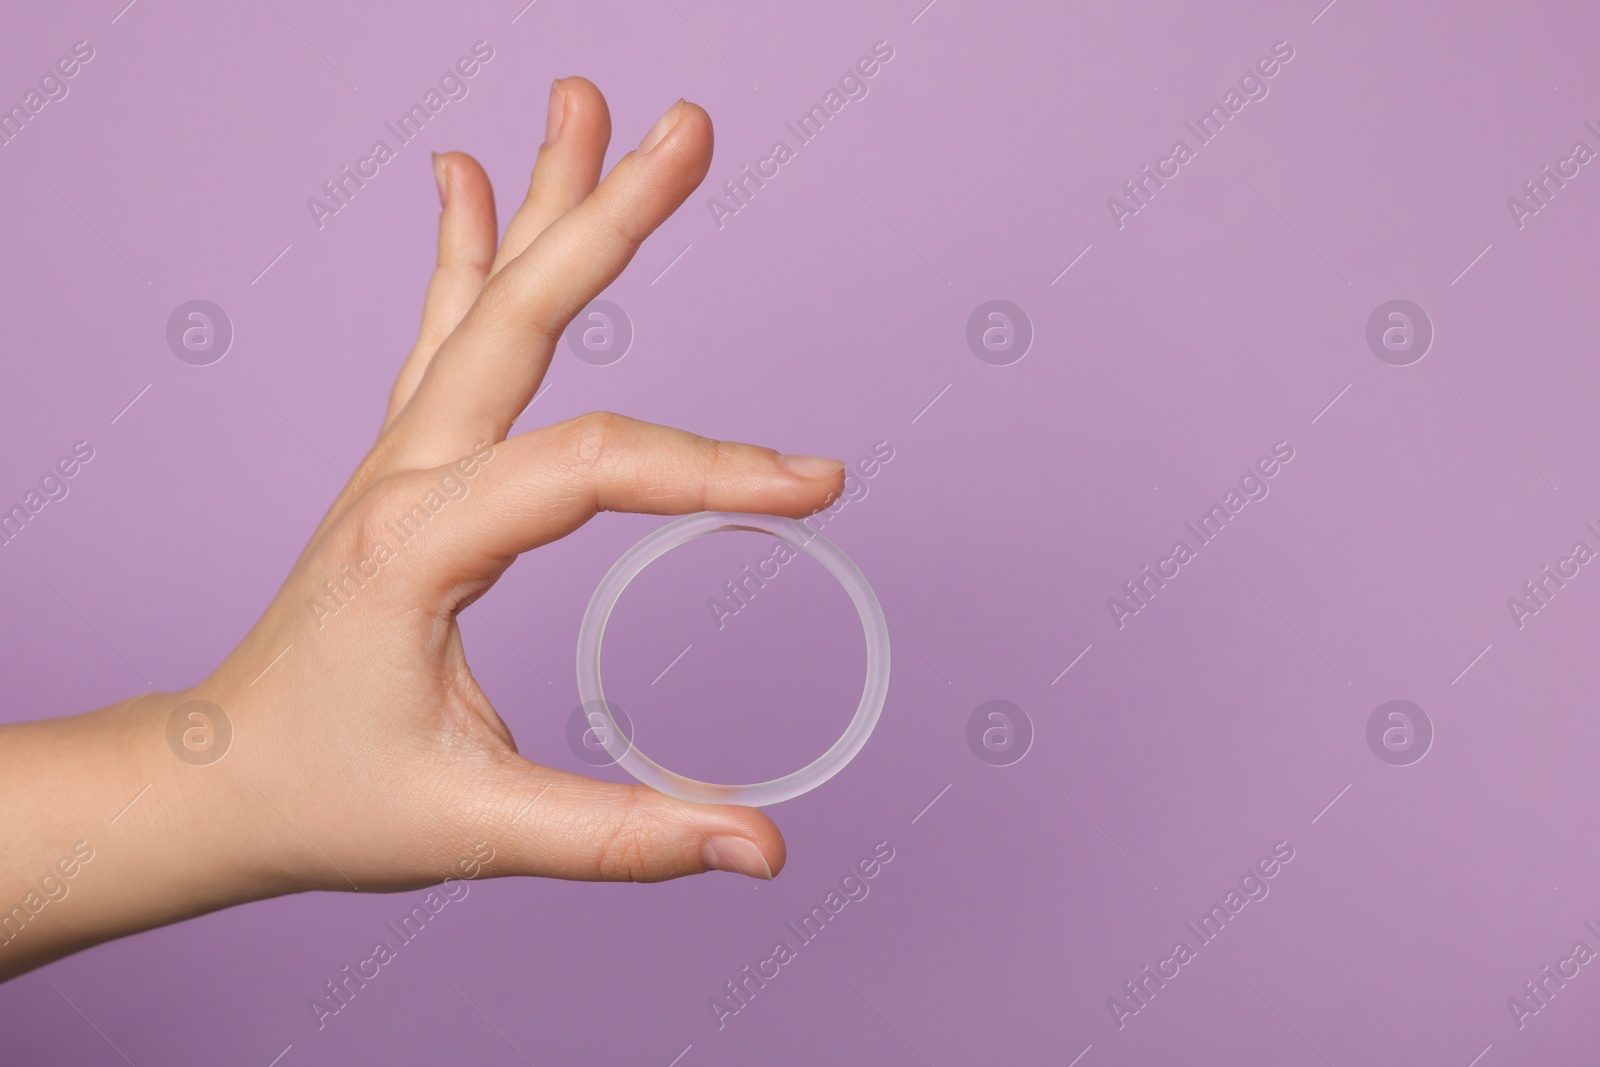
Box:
565 410 625 470
595 789 663 882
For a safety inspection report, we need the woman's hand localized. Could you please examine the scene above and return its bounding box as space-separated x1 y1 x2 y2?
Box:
0 78 845 981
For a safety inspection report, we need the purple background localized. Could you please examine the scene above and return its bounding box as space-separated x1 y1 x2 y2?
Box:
2 0 1598 1063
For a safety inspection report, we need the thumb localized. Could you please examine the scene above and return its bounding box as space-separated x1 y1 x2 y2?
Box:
472 760 785 882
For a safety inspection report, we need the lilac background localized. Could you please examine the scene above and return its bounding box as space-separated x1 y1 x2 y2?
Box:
3 0 1599 1063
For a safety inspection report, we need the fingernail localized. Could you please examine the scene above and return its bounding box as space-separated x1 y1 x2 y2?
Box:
638 99 685 154
432 151 448 207
544 80 566 146
702 835 773 879
780 454 846 478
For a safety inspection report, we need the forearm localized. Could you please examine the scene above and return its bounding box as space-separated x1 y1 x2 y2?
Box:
0 691 263 981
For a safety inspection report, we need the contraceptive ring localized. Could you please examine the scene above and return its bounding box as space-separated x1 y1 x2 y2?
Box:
576 511 891 807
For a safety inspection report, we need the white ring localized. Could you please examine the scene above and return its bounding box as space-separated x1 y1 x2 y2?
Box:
575 512 890 806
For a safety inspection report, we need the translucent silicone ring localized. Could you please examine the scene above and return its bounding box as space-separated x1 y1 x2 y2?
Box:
576 511 890 807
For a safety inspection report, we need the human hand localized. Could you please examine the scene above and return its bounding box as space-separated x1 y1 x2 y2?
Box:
0 78 846 979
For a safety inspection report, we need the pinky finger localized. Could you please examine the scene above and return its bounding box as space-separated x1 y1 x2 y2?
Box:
385 151 499 428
